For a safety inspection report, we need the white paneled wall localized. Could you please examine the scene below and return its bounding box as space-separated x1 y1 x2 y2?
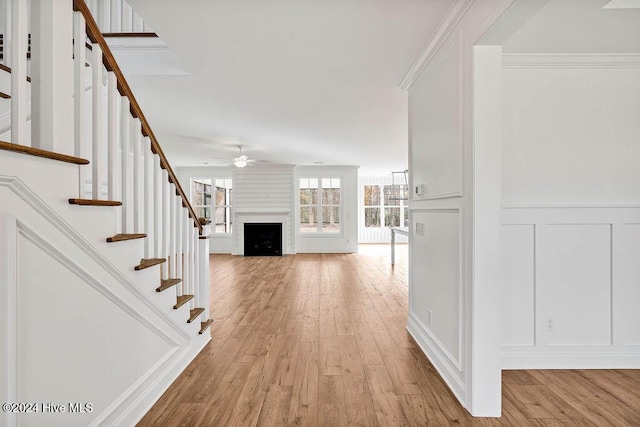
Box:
501 58 640 369
405 1 514 416
502 207 640 368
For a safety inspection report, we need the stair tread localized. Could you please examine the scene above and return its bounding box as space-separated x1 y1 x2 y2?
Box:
173 294 194 309
156 278 181 292
69 198 122 206
187 307 205 323
0 140 89 165
199 319 214 335
106 233 146 243
135 258 166 271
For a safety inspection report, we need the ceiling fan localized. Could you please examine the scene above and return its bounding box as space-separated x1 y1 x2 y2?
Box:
211 145 269 168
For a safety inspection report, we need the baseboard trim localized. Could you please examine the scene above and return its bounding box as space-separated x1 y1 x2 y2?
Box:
407 313 465 404
502 351 640 370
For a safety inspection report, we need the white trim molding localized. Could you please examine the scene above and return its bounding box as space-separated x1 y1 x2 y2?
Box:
400 0 473 92
502 53 640 69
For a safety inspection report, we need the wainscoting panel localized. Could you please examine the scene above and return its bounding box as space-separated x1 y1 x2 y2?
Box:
536 224 611 347
410 209 462 370
501 225 535 347
614 223 640 346
501 206 640 369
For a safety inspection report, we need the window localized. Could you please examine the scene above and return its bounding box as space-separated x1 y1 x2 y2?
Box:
364 185 381 227
191 177 232 233
363 184 408 228
300 177 341 233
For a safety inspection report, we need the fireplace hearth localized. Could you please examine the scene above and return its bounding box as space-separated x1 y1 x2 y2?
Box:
244 223 283 256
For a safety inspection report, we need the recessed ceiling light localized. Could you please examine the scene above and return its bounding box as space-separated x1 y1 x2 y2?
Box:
313 161 324 164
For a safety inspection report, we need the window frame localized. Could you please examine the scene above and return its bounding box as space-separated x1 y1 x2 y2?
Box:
298 176 343 235
362 183 408 229
190 177 233 235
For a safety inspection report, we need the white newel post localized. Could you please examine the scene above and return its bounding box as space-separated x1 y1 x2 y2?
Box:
10 0 28 146
198 230 210 319
30 0 74 154
0 214 17 427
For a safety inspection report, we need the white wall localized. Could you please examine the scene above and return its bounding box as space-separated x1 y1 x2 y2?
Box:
295 166 358 253
403 0 514 417
501 59 640 368
175 166 234 254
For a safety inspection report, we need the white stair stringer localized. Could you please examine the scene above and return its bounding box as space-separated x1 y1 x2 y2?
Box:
0 154 208 426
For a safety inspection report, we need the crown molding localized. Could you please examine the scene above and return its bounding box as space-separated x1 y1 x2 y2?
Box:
399 0 473 92
502 53 640 69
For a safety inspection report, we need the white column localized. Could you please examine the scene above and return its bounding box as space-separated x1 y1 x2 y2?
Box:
469 45 503 417
10 0 28 146
91 43 104 199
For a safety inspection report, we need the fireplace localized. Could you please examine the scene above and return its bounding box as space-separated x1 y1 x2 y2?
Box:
244 223 283 256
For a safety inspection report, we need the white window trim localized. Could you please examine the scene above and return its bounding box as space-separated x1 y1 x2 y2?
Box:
297 175 344 237
190 177 233 235
362 183 408 229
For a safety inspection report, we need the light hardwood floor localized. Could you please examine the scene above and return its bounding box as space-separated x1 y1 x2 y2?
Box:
139 245 640 426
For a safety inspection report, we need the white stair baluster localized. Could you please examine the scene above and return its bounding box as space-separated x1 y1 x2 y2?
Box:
10 0 28 146
153 154 161 258
120 97 130 232
161 169 169 278
182 213 190 300
91 43 103 199
199 230 210 319
2 0 12 67
169 183 177 278
143 136 152 258
107 72 118 201
73 11 86 199
177 203 183 282
131 117 141 232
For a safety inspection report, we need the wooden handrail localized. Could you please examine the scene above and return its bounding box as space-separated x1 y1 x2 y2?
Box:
73 0 203 234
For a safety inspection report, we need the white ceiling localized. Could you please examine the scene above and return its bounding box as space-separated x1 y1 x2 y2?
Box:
503 0 640 53
122 0 453 175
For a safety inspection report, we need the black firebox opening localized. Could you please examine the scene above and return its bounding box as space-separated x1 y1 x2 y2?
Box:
244 223 283 256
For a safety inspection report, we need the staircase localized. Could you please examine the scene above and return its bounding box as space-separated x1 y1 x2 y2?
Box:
0 1 212 426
